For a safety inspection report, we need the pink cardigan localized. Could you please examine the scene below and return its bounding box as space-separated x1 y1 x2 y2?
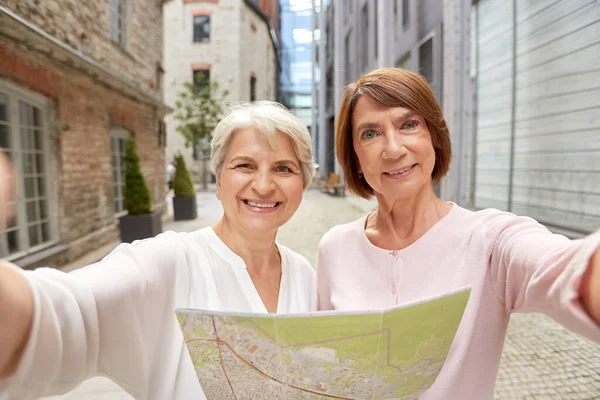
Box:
317 204 600 399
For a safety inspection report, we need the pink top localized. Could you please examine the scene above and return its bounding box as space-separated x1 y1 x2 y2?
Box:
317 204 600 399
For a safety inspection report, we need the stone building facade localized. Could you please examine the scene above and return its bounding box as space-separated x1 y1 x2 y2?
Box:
163 0 279 182
0 0 171 268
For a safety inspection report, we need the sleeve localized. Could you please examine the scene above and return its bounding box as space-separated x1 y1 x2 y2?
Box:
485 212 600 343
0 231 191 399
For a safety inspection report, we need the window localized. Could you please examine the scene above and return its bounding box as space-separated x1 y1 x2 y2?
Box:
0 86 54 258
402 0 410 30
419 38 434 83
193 69 210 92
193 15 211 43
110 129 129 215
250 76 257 101
110 0 128 48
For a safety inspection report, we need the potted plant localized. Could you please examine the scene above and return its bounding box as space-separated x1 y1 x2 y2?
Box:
119 138 162 243
172 153 197 220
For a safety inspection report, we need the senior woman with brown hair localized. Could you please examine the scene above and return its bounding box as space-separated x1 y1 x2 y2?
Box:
317 68 600 399
0 101 317 399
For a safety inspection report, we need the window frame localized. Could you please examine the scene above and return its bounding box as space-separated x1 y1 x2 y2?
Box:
193 15 211 43
0 80 57 261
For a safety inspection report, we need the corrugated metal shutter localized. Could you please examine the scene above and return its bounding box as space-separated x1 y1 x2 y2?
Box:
473 0 600 234
419 38 434 83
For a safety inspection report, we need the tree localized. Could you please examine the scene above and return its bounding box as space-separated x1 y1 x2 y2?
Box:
123 138 152 215
173 72 228 190
172 152 195 197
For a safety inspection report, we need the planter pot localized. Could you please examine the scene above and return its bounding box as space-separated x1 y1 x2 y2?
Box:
119 210 162 243
173 195 197 221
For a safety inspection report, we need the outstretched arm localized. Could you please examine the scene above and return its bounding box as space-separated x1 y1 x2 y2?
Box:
0 263 33 379
581 248 600 325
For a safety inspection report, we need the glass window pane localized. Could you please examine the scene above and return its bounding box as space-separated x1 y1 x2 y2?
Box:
33 107 42 127
21 127 31 149
7 230 18 253
0 124 9 149
23 152 36 174
19 101 29 125
36 153 45 173
39 199 47 219
34 130 43 150
29 224 40 247
37 177 46 197
26 200 38 222
0 92 7 121
41 222 50 242
24 177 36 198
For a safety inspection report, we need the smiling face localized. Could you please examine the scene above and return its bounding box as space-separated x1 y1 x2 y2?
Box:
217 128 304 235
352 96 436 201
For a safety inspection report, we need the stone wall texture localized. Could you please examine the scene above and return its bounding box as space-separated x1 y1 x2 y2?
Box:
163 0 278 182
0 0 165 96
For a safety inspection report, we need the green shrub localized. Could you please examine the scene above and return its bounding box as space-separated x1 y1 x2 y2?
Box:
173 153 195 196
123 138 152 215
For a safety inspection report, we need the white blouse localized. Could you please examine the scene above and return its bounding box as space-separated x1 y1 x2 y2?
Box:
1 227 317 400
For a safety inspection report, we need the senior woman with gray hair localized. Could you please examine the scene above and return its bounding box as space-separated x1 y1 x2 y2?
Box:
0 101 317 399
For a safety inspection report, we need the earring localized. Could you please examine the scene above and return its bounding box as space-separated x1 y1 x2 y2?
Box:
216 191 220 200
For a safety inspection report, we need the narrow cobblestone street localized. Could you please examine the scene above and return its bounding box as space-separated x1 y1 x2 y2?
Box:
45 189 600 399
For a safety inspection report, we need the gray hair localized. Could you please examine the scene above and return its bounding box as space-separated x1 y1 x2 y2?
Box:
210 101 317 190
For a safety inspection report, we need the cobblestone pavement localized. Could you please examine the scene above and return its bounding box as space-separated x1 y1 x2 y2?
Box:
44 188 600 399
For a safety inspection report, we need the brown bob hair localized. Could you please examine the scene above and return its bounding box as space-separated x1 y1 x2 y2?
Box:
336 68 452 199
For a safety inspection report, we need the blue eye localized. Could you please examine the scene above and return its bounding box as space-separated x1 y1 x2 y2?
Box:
362 130 377 140
276 166 292 173
402 120 419 130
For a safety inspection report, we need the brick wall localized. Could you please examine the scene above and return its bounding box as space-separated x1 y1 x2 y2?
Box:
0 39 166 268
0 0 164 97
